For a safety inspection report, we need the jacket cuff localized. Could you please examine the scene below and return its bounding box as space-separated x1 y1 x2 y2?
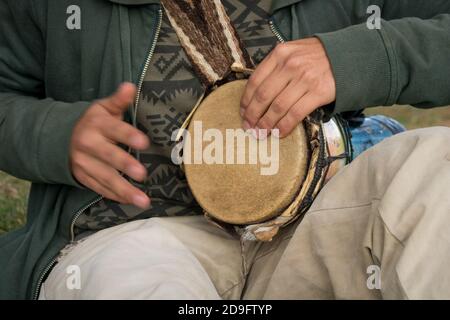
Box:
315 22 395 114
37 100 91 188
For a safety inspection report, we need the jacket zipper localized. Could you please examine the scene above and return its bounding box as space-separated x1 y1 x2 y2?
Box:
32 8 163 301
31 195 102 300
32 259 57 300
134 9 163 127
269 19 286 43
69 196 104 242
133 8 163 162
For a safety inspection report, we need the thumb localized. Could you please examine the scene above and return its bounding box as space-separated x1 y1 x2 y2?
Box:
98 82 136 116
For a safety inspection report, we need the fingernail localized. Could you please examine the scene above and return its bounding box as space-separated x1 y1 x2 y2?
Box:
128 165 146 181
242 120 251 131
240 108 245 117
130 135 148 149
132 194 150 209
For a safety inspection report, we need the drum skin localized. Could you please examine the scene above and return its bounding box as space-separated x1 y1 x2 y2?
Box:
184 80 309 225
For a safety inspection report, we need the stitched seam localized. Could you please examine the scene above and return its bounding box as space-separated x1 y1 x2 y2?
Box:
374 203 410 299
307 200 380 215
376 204 405 248
219 280 244 298
253 235 293 262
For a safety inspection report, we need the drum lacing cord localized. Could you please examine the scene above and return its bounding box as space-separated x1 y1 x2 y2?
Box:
298 123 327 214
325 153 350 166
299 113 354 214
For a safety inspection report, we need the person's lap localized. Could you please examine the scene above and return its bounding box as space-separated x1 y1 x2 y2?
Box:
39 216 243 299
248 126 450 299
40 127 450 299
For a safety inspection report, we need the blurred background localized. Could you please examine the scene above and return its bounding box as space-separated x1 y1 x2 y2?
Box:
1 105 450 235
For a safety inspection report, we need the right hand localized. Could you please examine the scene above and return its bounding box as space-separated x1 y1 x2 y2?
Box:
70 83 151 209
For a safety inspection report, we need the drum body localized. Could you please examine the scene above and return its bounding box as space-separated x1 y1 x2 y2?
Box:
183 80 309 225
181 79 350 241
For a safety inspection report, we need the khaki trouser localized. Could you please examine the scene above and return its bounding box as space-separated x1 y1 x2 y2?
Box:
39 127 450 300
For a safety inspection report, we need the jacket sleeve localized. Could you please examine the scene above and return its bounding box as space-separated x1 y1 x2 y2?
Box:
0 0 90 186
315 1 450 114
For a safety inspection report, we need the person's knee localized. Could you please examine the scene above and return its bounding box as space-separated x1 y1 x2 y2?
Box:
365 126 450 173
395 126 450 153
401 127 450 168
374 127 450 242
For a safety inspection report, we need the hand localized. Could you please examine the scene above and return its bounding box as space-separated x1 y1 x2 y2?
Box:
240 38 336 138
70 83 151 209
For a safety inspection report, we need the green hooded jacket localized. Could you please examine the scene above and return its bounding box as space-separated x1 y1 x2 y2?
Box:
1 0 450 299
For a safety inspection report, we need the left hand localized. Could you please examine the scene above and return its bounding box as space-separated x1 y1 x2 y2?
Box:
240 37 336 138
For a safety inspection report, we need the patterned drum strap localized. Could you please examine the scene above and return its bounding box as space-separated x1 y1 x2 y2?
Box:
160 0 255 88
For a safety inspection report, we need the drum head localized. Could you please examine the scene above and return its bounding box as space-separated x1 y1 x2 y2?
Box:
184 80 309 225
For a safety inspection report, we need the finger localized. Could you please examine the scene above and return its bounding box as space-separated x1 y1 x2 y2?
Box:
74 130 148 181
275 94 322 138
101 118 149 150
240 43 290 111
241 53 277 110
86 139 147 182
255 78 308 131
242 64 291 129
98 82 137 116
82 155 151 209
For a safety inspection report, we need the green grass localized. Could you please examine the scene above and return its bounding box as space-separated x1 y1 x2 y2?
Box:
0 171 30 234
366 105 450 129
1 105 450 234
